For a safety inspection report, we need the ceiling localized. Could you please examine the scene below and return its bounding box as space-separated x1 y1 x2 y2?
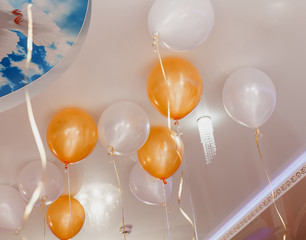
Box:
0 0 306 239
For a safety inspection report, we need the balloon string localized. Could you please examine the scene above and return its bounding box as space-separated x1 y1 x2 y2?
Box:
174 120 183 137
178 172 196 240
108 146 127 240
23 3 47 226
255 128 287 240
162 182 171 240
41 196 46 238
66 164 74 236
152 32 171 130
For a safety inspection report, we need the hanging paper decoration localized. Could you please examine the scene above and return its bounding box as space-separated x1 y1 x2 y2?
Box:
0 185 25 232
98 101 150 155
47 195 85 240
148 0 215 52
129 163 173 205
0 0 91 112
137 126 184 182
47 108 98 166
18 161 64 206
147 57 203 120
222 67 276 128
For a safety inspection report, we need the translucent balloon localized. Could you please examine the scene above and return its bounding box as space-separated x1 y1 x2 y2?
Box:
148 0 215 51
18 161 64 206
0 185 25 232
98 101 150 155
222 68 276 128
129 164 172 205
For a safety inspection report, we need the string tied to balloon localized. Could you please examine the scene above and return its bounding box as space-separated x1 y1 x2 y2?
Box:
174 120 183 137
162 181 172 240
108 145 127 240
255 128 287 240
178 172 196 240
41 195 47 238
23 3 47 232
64 164 74 237
152 32 172 131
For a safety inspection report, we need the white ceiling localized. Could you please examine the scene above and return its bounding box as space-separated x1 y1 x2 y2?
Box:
0 0 306 239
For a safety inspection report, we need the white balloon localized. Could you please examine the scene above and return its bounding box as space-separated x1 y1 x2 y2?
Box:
98 101 150 156
222 68 277 128
0 185 25 232
129 164 172 205
18 161 64 206
148 0 215 52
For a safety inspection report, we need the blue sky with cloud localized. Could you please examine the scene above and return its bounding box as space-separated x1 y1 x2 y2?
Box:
0 0 89 97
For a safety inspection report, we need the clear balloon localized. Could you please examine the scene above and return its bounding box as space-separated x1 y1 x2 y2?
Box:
47 196 85 240
138 126 184 181
47 108 98 165
18 161 64 206
129 164 172 205
98 101 150 155
0 185 25 232
148 0 215 51
222 68 277 128
147 57 203 120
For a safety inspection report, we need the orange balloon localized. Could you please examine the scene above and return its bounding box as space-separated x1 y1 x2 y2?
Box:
137 126 184 181
47 108 98 165
147 57 203 120
47 196 85 240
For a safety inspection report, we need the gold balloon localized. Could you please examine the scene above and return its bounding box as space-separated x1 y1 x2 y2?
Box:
147 57 203 120
47 108 98 165
47 196 85 240
137 126 184 181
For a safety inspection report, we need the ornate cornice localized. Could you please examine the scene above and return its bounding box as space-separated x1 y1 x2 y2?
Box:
220 165 306 240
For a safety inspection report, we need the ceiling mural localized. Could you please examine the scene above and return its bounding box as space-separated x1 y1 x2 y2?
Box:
0 0 89 97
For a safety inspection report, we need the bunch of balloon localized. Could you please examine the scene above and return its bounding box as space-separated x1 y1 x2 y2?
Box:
98 101 150 240
47 196 85 240
0 185 25 234
147 57 203 130
222 68 287 238
18 161 64 236
148 0 215 52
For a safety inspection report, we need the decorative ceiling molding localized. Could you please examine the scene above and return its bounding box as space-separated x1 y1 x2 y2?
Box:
220 165 306 240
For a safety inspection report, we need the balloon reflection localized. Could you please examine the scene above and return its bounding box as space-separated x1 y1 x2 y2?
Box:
75 183 120 229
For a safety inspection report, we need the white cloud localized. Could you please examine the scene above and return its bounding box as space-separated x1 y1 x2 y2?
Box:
11 60 43 82
0 75 11 88
34 0 81 25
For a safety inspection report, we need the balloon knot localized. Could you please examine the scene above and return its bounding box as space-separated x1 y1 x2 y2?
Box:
15 227 21 236
174 120 179 126
152 32 159 52
255 128 263 139
107 145 115 156
162 179 167 184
